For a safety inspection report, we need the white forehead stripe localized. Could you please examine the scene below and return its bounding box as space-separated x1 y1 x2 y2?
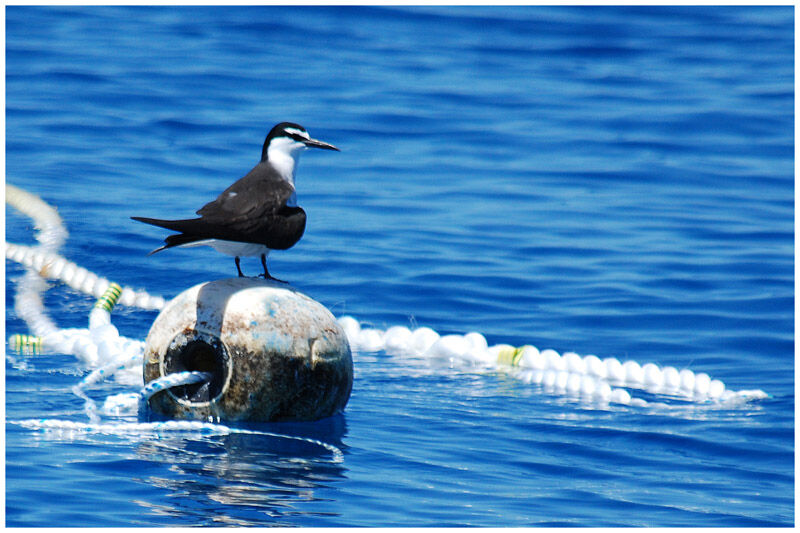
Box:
285 127 309 139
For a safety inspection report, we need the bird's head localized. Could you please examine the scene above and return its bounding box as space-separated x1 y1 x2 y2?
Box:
261 122 339 163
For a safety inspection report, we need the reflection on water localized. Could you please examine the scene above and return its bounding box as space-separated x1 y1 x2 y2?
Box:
132 416 348 525
18 415 349 526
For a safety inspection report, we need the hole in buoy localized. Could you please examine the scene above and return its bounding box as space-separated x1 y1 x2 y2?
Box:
163 333 230 404
182 341 217 373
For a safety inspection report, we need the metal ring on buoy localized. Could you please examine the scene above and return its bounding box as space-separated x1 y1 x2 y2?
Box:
162 329 231 405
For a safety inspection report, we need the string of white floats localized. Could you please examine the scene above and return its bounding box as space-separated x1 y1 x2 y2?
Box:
336 317 767 406
6 184 67 346
6 184 767 426
7 242 165 311
7 184 151 381
5 184 204 423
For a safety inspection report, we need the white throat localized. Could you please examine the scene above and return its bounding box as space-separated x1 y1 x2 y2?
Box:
267 137 307 185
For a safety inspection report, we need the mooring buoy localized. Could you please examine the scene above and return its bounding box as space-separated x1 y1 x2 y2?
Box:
142 278 352 422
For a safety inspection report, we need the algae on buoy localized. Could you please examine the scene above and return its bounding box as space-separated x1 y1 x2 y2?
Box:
142 278 352 422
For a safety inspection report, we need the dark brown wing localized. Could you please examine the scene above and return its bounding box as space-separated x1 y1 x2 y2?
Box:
132 161 306 250
250 205 306 250
196 161 295 225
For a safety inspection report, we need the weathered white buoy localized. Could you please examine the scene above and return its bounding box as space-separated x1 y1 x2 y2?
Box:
142 278 352 422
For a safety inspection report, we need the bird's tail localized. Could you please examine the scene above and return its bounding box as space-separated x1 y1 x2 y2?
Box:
132 216 207 254
147 233 206 255
131 216 196 233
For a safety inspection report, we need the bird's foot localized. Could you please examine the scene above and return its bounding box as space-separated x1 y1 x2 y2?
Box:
258 273 289 284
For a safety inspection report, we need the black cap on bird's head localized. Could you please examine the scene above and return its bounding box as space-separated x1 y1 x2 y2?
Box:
261 122 339 162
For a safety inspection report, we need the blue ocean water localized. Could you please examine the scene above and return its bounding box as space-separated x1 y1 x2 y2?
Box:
5 6 794 527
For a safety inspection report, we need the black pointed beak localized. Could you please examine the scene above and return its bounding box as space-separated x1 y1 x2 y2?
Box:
303 137 339 151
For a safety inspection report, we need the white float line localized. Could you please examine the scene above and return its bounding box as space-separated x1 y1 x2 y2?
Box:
9 307 146 370
13 272 59 338
336 316 768 406
7 183 71 358
9 419 344 463
6 183 68 251
6 242 165 310
8 257 150 392
7 258 149 421
7 187 156 426
6 184 161 382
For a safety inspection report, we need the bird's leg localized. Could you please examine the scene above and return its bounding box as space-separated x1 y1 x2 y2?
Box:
259 253 288 284
235 256 244 278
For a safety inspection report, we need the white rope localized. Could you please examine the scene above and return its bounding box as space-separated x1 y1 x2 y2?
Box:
101 371 213 417
8 419 344 463
141 371 212 399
